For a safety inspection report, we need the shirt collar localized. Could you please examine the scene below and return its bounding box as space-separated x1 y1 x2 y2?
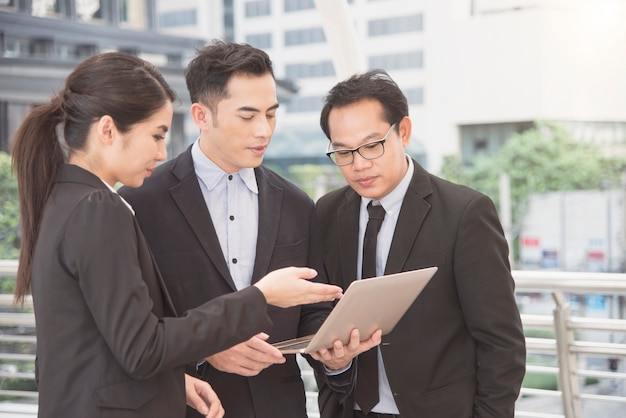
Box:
192 139 259 194
362 155 414 216
101 179 135 215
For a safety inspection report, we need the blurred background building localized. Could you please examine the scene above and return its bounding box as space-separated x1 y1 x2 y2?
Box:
2 0 625 172
2 0 626 269
1 3 626 416
154 0 626 175
0 0 296 157
154 0 626 272
155 0 429 169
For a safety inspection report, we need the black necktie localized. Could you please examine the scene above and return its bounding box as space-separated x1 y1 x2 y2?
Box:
355 202 386 414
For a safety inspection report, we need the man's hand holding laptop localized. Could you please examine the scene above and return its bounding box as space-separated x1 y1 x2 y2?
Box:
205 328 381 376
311 328 382 371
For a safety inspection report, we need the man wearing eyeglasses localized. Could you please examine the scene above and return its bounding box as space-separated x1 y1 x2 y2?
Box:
314 69 526 418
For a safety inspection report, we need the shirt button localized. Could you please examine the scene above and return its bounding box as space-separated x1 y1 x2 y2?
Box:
232 258 238 264
228 175 233 180
229 215 235 221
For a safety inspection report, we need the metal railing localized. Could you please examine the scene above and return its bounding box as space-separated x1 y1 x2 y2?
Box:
302 270 626 418
513 271 626 418
0 261 625 418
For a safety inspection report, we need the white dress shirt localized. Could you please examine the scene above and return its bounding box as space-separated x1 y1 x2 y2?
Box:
356 156 414 414
191 140 258 290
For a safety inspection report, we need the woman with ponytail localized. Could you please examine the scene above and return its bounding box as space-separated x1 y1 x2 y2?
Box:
11 52 342 418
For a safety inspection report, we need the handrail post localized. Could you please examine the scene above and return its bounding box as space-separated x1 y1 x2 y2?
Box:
552 291 583 418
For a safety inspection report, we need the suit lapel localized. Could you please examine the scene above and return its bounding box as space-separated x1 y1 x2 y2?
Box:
338 189 360 288
169 150 237 291
385 161 433 274
252 167 281 284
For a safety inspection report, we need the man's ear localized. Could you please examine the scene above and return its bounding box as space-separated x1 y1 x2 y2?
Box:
190 102 213 129
398 116 412 147
95 115 117 145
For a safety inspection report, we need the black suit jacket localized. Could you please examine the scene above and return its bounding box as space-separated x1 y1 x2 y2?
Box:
120 146 337 418
32 164 272 418
315 160 526 418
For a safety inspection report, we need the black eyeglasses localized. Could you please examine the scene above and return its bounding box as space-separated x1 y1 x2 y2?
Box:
326 123 396 166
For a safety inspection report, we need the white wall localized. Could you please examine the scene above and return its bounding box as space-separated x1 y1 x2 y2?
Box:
448 2 626 124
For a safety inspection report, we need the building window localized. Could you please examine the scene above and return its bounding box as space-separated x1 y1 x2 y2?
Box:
77 0 102 21
0 0 16 10
245 0 271 17
404 87 423 105
246 33 272 49
284 0 315 12
159 9 197 28
89 1 111 24
285 96 324 113
369 50 423 70
29 38 54 58
28 0 114 22
117 0 151 29
224 0 234 41
31 0 68 18
473 139 488 154
285 61 335 79
285 27 326 46
2 36 28 58
368 13 423 37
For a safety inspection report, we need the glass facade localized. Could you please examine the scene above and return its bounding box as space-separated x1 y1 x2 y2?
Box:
368 13 423 36
284 0 315 13
246 33 272 49
404 87 424 105
159 8 196 28
0 0 199 153
285 60 335 79
245 0 270 17
284 27 325 46
285 95 324 113
369 50 423 70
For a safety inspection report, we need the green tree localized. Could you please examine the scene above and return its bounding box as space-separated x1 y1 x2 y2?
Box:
0 152 20 260
286 164 345 199
441 122 626 257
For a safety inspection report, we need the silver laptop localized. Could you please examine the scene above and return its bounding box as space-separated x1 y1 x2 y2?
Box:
272 266 438 354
